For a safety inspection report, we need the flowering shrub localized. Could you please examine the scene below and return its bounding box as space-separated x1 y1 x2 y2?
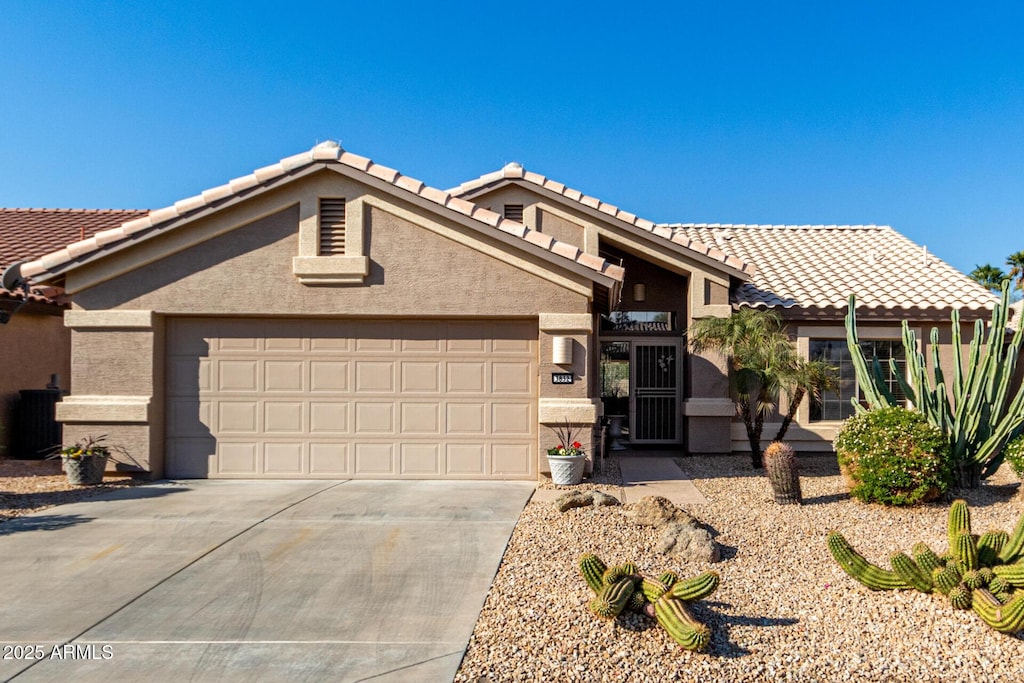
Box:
834 407 951 506
547 419 586 457
1004 434 1024 478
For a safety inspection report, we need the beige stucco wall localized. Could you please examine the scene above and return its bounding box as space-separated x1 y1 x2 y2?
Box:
59 171 599 477
0 305 70 458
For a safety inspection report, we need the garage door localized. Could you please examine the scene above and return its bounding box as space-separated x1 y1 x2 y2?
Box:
165 319 537 479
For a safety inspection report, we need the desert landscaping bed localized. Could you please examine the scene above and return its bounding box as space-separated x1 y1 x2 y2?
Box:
0 457 143 523
455 455 1024 683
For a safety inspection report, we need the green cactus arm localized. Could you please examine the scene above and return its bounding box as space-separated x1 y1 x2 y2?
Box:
602 563 637 586
948 585 973 609
972 590 1024 633
947 500 972 550
657 571 680 589
954 530 979 572
950 309 964 403
827 532 912 591
579 554 608 594
931 566 960 595
911 542 944 575
845 297 895 410
889 553 933 593
992 562 1024 587
589 577 636 619
977 531 1009 568
670 571 720 602
998 512 1024 564
641 577 670 603
653 596 712 651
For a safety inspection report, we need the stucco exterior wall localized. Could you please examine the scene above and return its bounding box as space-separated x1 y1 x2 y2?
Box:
0 306 70 457
58 171 599 477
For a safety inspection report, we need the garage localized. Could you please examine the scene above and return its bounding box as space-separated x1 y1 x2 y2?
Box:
165 318 538 479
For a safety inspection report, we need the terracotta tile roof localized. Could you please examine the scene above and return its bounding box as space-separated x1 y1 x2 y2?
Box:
19 143 624 286
667 223 997 313
1 208 147 299
449 163 756 279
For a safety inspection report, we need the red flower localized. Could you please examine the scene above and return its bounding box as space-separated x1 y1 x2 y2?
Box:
572 441 582 449
557 445 564 450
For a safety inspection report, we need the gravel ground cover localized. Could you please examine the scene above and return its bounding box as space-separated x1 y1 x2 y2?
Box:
455 454 1024 683
0 457 143 523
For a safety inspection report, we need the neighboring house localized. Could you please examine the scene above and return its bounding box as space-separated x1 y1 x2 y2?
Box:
12 143 996 478
0 209 146 457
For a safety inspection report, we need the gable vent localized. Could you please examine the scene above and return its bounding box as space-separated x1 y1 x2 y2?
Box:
503 204 524 222
319 198 346 255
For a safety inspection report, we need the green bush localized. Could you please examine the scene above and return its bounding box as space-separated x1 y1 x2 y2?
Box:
1004 434 1024 478
834 406 952 506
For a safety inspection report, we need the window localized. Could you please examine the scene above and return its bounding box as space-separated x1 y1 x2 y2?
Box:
503 204 524 222
318 198 346 255
600 311 676 333
809 339 906 421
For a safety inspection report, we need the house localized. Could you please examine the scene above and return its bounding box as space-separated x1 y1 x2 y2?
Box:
10 142 997 478
0 209 146 457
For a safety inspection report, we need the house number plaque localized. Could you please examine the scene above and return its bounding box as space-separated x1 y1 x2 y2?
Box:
551 372 574 384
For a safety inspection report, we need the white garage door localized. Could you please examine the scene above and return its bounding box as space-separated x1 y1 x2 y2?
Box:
165 319 538 479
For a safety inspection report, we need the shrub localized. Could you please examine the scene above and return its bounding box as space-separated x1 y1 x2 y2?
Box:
1004 434 1024 478
834 406 951 506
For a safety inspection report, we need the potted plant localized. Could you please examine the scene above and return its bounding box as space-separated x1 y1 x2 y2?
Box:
55 435 111 486
546 419 587 485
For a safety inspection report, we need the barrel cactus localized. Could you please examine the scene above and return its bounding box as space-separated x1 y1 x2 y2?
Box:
763 441 802 504
828 499 1024 634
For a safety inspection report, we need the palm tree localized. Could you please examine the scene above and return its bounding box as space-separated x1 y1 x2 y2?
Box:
969 264 1008 293
1006 251 1024 294
688 308 797 468
774 358 838 442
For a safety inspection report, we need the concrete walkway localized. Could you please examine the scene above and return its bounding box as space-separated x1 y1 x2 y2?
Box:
0 479 533 682
533 454 707 506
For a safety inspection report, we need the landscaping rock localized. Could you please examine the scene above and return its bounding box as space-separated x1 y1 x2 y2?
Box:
590 491 621 507
554 491 593 512
656 522 721 564
554 490 620 512
626 495 696 527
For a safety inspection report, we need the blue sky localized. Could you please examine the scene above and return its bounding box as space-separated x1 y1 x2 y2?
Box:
2 2 1023 276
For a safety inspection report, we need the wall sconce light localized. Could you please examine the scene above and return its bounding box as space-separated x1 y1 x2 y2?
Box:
633 283 646 302
552 336 573 365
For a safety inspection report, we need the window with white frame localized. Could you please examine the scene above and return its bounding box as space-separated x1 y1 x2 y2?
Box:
809 339 907 421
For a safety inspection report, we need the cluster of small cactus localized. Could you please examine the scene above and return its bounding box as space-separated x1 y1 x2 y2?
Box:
827 499 1024 633
579 553 719 651
763 441 802 504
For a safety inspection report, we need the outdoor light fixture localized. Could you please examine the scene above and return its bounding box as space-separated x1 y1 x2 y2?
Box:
633 283 646 302
552 336 573 365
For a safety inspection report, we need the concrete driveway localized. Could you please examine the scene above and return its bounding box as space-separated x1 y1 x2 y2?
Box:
0 479 534 682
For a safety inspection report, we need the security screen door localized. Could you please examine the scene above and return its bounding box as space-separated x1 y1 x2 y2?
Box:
631 340 682 444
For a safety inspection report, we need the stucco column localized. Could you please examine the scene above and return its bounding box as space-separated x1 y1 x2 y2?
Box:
56 310 163 476
537 313 599 476
684 274 735 454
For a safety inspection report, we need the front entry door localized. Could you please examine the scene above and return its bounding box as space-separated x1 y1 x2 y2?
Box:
631 340 683 444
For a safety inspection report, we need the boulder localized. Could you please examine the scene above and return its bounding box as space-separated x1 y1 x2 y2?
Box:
590 491 621 507
626 496 696 527
657 523 721 564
